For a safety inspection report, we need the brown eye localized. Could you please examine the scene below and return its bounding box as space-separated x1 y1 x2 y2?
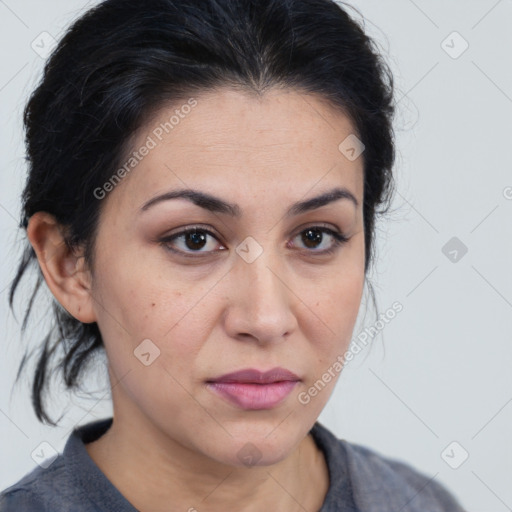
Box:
182 230 208 250
291 226 349 254
301 228 324 249
160 227 225 257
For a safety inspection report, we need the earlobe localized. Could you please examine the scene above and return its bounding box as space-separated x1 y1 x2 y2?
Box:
26 211 97 324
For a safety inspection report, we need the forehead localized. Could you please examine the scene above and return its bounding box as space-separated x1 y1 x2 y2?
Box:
103 87 364 216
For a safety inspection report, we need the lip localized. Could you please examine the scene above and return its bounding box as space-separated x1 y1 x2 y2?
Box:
206 367 300 410
209 367 300 384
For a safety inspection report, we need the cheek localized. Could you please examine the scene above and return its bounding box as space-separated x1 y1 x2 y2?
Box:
92 266 209 419
295 271 364 413
91 246 217 375
311 288 363 371
303 255 365 354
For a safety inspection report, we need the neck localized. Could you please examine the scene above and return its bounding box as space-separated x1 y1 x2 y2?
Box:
85 413 329 512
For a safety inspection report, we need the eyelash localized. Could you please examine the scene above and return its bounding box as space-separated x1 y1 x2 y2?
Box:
158 224 349 259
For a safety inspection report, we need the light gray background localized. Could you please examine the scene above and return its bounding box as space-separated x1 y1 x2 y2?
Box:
1 1 511 511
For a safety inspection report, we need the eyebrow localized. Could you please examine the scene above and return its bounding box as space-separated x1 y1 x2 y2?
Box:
139 186 358 218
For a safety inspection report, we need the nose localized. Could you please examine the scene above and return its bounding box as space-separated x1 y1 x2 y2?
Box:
223 247 298 345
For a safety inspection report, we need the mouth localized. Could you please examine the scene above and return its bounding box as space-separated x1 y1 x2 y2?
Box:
206 367 301 410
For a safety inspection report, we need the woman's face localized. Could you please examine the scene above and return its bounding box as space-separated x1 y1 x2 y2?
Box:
89 86 365 466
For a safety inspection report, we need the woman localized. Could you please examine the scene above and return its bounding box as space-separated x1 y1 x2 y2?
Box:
0 0 466 510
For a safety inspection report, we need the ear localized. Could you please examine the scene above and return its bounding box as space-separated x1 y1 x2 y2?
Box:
26 211 97 324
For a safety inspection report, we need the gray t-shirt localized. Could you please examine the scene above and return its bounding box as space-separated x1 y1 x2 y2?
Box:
0 418 466 511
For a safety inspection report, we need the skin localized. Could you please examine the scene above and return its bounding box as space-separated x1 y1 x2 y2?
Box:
27 86 366 512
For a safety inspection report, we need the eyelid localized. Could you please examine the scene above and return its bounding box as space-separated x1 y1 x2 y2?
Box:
290 221 342 238
163 223 219 239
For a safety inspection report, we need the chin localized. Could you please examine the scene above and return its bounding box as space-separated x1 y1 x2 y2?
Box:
208 426 300 469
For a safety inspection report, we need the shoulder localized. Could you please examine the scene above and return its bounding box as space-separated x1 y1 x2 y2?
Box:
311 422 466 512
0 487 45 512
0 419 112 511
0 448 106 511
0 455 65 511
344 440 465 511
0 418 134 512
